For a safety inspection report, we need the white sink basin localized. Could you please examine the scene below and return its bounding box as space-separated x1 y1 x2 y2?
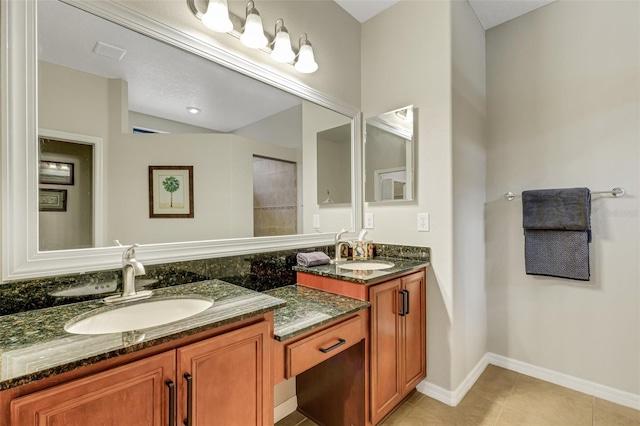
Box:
64 296 213 335
337 261 395 271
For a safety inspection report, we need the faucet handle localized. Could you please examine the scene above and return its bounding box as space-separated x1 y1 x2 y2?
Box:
122 244 139 261
334 229 348 242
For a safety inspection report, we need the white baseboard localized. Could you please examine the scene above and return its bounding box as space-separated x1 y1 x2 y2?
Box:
486 353 640 410
416 353 489 406
274 395 298 423
416 352 640 411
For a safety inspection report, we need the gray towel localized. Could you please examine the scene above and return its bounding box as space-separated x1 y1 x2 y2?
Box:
522 188 591 281
296 251 330 267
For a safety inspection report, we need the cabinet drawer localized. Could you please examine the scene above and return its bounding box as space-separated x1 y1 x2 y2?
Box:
286 315 364 378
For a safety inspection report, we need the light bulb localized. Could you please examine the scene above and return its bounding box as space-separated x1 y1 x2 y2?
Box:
240 10 267 49
201 0 233 33
295 43 318 74
270 29 295 63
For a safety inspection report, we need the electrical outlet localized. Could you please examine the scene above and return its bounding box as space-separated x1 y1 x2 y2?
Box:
365 213 374 229
313 214 320 228
417 213 429 232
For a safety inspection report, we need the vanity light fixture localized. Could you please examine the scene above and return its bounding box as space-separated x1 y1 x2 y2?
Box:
186 107 201 114
200 0 233 33
294 33 318 74
270 19 295 63
187 0 318 73
240 1 268 49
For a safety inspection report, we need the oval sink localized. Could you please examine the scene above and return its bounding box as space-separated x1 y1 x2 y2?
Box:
64 296 213 335
337 261 395 271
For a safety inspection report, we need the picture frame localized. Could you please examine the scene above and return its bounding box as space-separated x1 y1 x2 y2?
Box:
39 189 67 212
149 166 194 218
39 160 74 185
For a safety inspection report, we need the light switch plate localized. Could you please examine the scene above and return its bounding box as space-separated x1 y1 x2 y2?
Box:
364 213 374 229
417 213 429 231
313 214 320 228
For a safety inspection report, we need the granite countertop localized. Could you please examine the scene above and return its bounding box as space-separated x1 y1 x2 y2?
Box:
0 280 285 391
293 257 429 284
266 285 370 341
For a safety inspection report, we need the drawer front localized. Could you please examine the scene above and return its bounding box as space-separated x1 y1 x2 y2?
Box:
286 315 364 378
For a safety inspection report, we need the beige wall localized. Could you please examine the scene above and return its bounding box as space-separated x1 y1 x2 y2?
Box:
116 0 361 109
486 0 639 394
362 0 454 390
317 132 351 205
451 0 487 389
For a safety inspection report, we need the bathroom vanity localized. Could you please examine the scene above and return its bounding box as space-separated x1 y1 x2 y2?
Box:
295 262 427 425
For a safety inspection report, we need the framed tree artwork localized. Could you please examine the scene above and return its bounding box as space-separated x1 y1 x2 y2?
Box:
148 166 194 218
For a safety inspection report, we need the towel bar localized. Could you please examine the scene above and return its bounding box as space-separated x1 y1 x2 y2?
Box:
505 187 626 201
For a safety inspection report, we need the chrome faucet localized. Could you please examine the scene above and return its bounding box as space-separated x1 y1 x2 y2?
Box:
333 229 354 263
104 244 153 304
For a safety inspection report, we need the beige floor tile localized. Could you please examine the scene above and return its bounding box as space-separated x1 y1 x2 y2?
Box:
514 375 594 404
594 398 640 426
506 376 594 425
469 365 521 405
275 410 306 426
405 390 426 406
496 407 558 426
410 393 503 426
381 402 413 425
298 418 320 426
392 405 447 425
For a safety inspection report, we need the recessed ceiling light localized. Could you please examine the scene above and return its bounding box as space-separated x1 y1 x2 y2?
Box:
186 107 201 114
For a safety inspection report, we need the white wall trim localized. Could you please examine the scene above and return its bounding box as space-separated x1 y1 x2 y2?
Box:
416 353 489 406
416 352 640 411
274 395 298 423
487 353 640 411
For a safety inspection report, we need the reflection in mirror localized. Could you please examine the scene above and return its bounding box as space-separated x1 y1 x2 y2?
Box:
36 0 353 251
316 124 352 205
364 106 414 202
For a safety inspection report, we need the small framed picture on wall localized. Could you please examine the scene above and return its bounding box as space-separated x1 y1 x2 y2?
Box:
39 189 67 212
39 160 74 185
148 166 194 218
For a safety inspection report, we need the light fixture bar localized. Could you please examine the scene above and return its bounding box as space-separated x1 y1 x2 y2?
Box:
186 0 317 72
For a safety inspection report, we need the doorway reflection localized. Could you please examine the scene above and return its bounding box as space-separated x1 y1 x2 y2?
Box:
252 156 297 237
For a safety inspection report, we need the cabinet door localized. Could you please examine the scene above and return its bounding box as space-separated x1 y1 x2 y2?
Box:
401 272 427 394
369 278 403 424
11 351 175 426
177 321 271 426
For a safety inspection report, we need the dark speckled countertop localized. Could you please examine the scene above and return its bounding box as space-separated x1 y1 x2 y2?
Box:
0 280 285 391
267 285 369 341
293 257 429 284
0 280 371 391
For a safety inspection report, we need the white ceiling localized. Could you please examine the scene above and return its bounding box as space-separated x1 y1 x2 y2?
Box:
38 1 302 133
467 0 556 30
39 1 557 132
335 0 556 29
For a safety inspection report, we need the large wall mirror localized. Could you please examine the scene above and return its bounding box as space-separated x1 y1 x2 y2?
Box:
364 106 415 202
1 0 361 280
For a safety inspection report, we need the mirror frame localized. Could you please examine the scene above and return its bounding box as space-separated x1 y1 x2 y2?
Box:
1 0 362 281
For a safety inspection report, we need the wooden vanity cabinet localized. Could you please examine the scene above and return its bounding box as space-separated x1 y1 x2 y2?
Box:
7 319 272 426
369 272 426 424
297 269 426 425
10 351 175 426
177 320 271 426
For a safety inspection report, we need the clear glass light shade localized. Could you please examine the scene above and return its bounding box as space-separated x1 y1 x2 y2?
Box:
270 31 295 63
240 13 268 49
295 44 318 73
201 0 233 33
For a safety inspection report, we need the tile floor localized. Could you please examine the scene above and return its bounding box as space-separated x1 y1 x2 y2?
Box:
276 365 640 426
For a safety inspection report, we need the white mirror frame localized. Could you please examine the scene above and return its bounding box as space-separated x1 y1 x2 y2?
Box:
1 0 362 281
